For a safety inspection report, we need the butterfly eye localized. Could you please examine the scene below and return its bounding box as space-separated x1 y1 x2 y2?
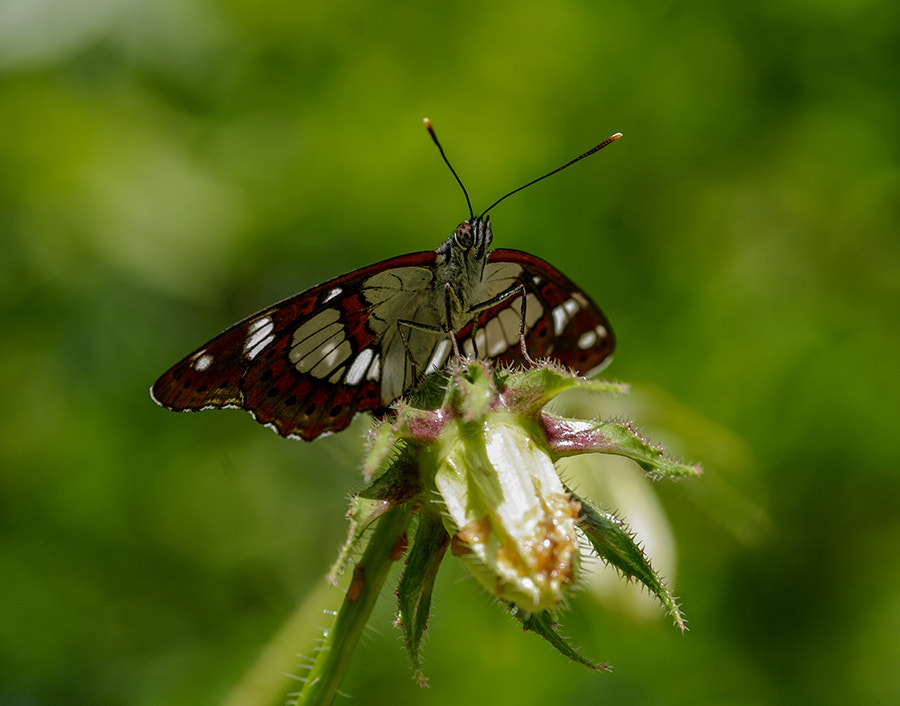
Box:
454 222 475 249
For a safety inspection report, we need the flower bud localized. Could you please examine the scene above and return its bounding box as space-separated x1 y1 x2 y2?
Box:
436 412 581 611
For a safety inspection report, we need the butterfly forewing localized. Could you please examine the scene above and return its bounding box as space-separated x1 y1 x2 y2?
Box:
151 251 439 440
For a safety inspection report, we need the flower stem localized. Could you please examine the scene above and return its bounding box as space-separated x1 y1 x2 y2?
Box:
296 504 412 706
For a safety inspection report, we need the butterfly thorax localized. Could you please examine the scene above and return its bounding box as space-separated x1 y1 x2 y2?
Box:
433 216 493 327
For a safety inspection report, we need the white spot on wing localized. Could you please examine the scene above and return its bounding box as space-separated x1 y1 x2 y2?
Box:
323 286 342 304
366 352 381 381
248 318 269 334
346 348 374 385
192 352 214 371
473 327 487 357
293 309 340 344
497 307 521 344
310 339 352 377
577 330 598 349
484 318 507 357
244 317 275 360
552 305 568 336
551 298 580 336
290 310 347 373
524 293 542 328
425 339 450 374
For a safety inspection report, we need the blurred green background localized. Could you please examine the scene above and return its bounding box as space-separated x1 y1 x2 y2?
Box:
2 0 898 704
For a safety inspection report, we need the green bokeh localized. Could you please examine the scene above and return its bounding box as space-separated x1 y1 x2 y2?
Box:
2 1 898 704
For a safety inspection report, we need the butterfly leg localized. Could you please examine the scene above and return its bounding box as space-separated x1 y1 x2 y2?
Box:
397 318 450 385
467 283 535 365
469 317 481 358
393 280 469 388
443 282 464 359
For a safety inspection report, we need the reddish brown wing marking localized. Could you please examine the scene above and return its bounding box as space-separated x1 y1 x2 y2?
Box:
150 251 437 441
466 249 614 373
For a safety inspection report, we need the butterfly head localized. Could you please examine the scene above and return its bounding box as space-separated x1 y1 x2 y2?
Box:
436 215 493 272
453 215 492 257
433 215 493 316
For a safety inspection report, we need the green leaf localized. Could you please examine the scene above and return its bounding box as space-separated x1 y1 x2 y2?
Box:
573 489 686 630
509 605 609 672
396 506 451 685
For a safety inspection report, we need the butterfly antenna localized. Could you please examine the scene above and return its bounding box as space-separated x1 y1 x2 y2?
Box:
480 132 623 217
424 118 474 220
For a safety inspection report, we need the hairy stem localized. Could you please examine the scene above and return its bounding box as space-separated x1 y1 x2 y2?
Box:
296 504 412 706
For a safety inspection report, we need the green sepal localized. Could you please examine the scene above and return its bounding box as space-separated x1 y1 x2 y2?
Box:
573 488 685 630
407 368 453 411
329 450 422 583
500 363 628 418
396 506 451 685
358 446 423 503
542 415 702 481
363 421 400 481
509 605 609 672
363 375 458 482
363 411 439 481
448 361 496 422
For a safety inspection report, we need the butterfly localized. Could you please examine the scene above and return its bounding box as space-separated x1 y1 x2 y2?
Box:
151 122 621 441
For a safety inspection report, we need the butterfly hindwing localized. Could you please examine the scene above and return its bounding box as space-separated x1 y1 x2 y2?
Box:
459 249 614 374
151 251 438 440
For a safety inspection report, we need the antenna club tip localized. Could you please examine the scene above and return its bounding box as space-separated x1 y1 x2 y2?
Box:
611 132 623 140
423 117 439 143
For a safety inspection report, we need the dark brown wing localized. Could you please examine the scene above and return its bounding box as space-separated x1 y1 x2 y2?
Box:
150 251 438 440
